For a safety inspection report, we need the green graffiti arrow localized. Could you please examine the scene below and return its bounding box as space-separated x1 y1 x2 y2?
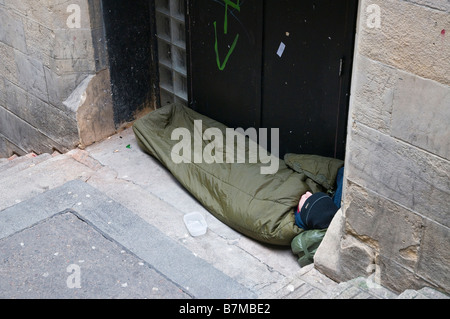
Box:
214 21 239 71
213 0 240 71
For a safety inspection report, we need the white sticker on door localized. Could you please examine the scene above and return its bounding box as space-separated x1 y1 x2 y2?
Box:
277 42 286 57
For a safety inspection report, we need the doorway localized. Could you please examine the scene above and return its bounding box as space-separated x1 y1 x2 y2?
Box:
186 0 358 159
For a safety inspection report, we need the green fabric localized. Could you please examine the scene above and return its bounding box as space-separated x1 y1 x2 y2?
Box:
291 229 327 267
284 153 344 194
133 103 341 246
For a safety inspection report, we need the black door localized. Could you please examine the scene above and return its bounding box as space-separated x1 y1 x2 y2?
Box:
186 0 358 160
262 0 357 159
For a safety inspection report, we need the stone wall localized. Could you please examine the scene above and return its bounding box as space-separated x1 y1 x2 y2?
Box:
315 0 449 294
0 0 114 157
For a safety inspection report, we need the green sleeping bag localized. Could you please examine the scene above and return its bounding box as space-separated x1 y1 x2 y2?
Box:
133 103 343 246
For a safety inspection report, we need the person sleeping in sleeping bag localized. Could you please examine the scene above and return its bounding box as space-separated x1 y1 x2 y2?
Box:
294 167 343 230
294 166 344 230
294 191 338 230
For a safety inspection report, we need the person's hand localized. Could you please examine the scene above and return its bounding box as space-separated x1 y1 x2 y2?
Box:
298 191 313 211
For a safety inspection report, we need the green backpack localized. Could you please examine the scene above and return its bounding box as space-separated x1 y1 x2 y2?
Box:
291 229 327 267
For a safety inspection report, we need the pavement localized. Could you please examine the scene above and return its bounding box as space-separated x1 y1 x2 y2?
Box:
1 126 448 301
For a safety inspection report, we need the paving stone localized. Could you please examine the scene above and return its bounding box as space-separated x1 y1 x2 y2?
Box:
0 212 191 299
0 180 256 299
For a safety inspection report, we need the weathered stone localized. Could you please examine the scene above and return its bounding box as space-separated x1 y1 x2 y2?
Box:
0 76 5 107
14 49 48 102
49 0 91 30
44 67 91 111
0 6 27 53
379 255 429 293
52 28 95 60
2 76 28 116
1 55 81 155
391 70 450 159
21 16 55 68
338 234 376 280
0 106 68 154
62 74 93 113
73 69 116 147
4 0 90 30
0 42 17 86
417 219 450 292
0 132 26 158
314 208 345 282
344 182 425 271
331 181 448 293
49 58 96 76
350 55 397 134
0 0 106 157
403 0 450 12
358 0 450 86
346 122 450 228
16 6 96 73
19 84 79 148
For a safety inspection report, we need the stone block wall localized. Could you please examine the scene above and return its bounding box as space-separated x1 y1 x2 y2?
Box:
0 0 114 157
316 0 449 294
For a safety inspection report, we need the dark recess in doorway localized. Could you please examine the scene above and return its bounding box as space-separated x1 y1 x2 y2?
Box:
102 0 158 126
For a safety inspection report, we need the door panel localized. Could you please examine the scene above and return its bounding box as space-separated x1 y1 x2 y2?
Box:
262 0 357 159
187 0 263 129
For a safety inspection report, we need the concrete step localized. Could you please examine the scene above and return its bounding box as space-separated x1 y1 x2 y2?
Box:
0 153 52 181
0 153 36 172
0 150 102 211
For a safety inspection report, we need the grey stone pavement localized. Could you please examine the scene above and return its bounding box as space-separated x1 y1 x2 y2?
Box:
1 127 448 300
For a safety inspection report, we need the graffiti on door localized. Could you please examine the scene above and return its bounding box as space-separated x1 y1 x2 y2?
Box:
213 0 240 71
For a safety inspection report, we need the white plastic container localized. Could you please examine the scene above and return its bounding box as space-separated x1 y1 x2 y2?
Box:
183 212 207 237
